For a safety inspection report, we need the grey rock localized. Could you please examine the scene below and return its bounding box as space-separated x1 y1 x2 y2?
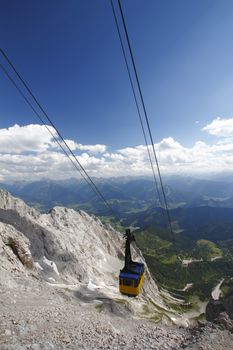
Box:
206 299 225 322
217 312 233 332
223 290 233 319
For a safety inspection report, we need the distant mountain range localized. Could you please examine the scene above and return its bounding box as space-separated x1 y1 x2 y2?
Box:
124 205 233 232
2 176 233 216
2 175 233 241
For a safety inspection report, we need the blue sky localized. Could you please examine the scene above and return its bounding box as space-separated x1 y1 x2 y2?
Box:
1 0 233 180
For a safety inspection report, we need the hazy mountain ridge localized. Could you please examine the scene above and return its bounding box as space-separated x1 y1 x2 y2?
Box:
2 176 233 219
125 206 233 231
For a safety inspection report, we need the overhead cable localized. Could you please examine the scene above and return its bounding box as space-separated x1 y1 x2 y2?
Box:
0 49 122 225
110 0 165 217
0 61 105 201
114 0 177 254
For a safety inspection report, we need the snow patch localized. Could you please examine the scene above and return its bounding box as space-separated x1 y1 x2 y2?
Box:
43 256 59 275
87 280 101 291
34 262 43 271
212 279 224 300
182 258 203 266
182 283 193 292
48 277 56 282
211 256 222 262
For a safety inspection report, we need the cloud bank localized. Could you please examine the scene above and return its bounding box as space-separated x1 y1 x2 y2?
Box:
202 117 233 137
0 118 233 181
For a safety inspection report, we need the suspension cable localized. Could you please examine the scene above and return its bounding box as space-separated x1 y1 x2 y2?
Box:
0 62 103 196
115 0 177 254
0 51 122 225
110 0 166 222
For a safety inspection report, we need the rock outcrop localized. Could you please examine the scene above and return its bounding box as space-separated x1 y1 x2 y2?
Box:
206 289 233 332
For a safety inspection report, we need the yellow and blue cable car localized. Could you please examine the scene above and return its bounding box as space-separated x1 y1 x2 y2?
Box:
119 229 144 296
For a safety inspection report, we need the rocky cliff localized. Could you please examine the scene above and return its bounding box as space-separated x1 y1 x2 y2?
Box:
1 189 233 349
0 188 164 308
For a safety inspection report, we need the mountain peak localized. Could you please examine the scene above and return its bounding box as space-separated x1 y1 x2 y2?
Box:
0 188 39 218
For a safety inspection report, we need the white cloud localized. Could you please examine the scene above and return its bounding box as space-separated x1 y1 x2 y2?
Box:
0 124 56 153
63 139 79 151
1 120 233 181
57 141 107 154
202 117 233 137
76 144 107 153
0 124 109 181
157 137 183 151
0 124 107 155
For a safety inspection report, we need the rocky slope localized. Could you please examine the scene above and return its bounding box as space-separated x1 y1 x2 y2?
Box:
1 188 233 349
0 189 165 312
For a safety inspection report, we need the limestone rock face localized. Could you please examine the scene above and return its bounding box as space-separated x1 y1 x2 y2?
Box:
0 188 164 311
0 188 39 218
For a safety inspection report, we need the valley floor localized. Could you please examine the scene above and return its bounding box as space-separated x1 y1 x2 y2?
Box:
1 277 233 350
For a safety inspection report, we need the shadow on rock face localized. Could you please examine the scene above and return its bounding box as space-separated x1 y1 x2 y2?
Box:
206 289 233 332
206 299 225 322
74 286 132 317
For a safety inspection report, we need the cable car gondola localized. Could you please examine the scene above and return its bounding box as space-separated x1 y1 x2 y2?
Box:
119 229 144 296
